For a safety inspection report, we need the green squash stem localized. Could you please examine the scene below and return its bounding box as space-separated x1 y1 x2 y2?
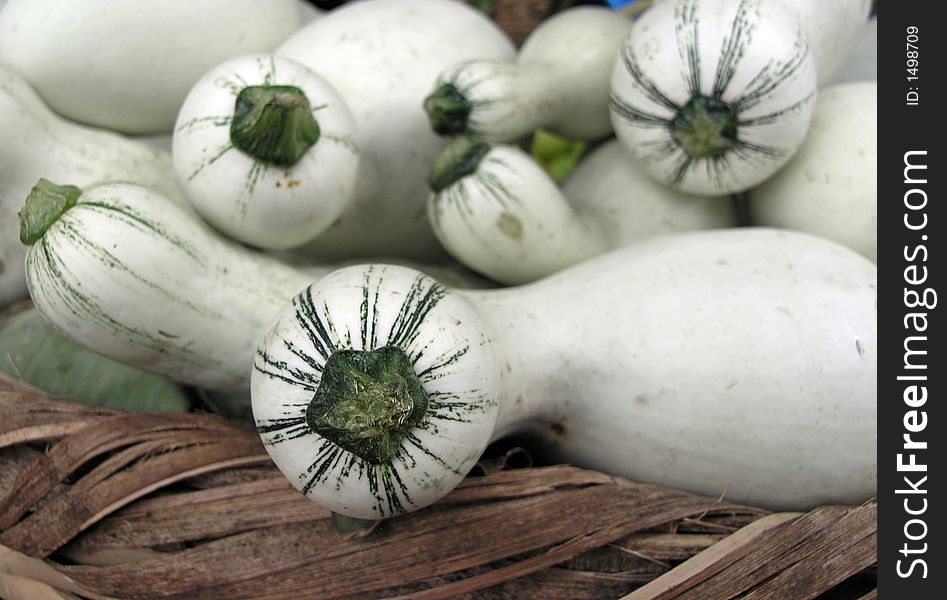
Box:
670 96 739 159
307 346 428 465
424 83 473 136
230 85 321 167
19 179 81 245
429 137 491 193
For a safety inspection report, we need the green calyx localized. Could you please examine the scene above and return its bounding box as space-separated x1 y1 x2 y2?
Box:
430 137 491 193
307 346 428 465
230 85 321 167
670 96 739 159
19 179 81 245
424 83 473 136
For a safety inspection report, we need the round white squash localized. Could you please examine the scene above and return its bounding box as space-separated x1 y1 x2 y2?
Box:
609 0 817 195
173 55 358 250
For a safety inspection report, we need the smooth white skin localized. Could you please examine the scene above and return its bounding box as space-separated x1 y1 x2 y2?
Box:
277 0 515 260
476 229 876 510
749 82 877 262
771 0 871 85
0 0 301 134
563 140 738 247
132 133 174 154
428 145 607 285
827 17 877 86
651 0 871 85
0 66 185 308
609 0 817 195
252 265 501 519
428 141 737 285
173 55 359 250
257 229 876 515
296 0 324 24
435 7 632 142
25 183 324 393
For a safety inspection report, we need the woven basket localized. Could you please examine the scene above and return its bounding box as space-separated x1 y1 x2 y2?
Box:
0 374 876 599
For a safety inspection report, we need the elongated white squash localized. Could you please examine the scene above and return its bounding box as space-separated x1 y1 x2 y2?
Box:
173 54 359 249
21 180 323 393
20 179 494 396
0 0 302 134
276 0 515 260
609 0 817 195
424 7 631 142
0 66 185 308
563 140 738 241
749 82 876 261
253 228 876 518
427 138 736 284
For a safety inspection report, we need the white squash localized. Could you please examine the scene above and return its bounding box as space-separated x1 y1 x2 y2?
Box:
21 180 322 393
770 0 872 85
296 0 324 24
563 140 739 241
0 0 301 134
827 17 877 85
276 0 515 260
0 66 185 308
424 7 631 142
609 0 817 195
749 82 876 261
427 138 736 285
173 55 359 249
253 228 877 518
650 0 871 85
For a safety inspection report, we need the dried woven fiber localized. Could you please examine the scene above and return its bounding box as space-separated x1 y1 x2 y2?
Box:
0 374 876 599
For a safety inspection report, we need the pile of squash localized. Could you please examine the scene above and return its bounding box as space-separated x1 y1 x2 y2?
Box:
0 0 876 523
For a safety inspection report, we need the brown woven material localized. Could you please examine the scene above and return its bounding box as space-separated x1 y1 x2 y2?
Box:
0 374 876 599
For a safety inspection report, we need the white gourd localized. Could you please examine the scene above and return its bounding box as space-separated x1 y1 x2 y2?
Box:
749 82 877 261
21 181 323 393
0 66 185 308
563 140 738 243
0 0 302 134
771 0 872 85
20 180 492 396
650 0 872 85
827 17 877 86
173 55 359 250
609 0 817 195
427 138 736 285
424 7 632 142
253 229 877 518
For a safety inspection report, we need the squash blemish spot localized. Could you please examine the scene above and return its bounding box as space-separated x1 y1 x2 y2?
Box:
548 422 568 439
496 212 523 240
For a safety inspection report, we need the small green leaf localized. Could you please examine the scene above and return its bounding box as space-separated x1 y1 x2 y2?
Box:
0 304 190 412
331 512 380 538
